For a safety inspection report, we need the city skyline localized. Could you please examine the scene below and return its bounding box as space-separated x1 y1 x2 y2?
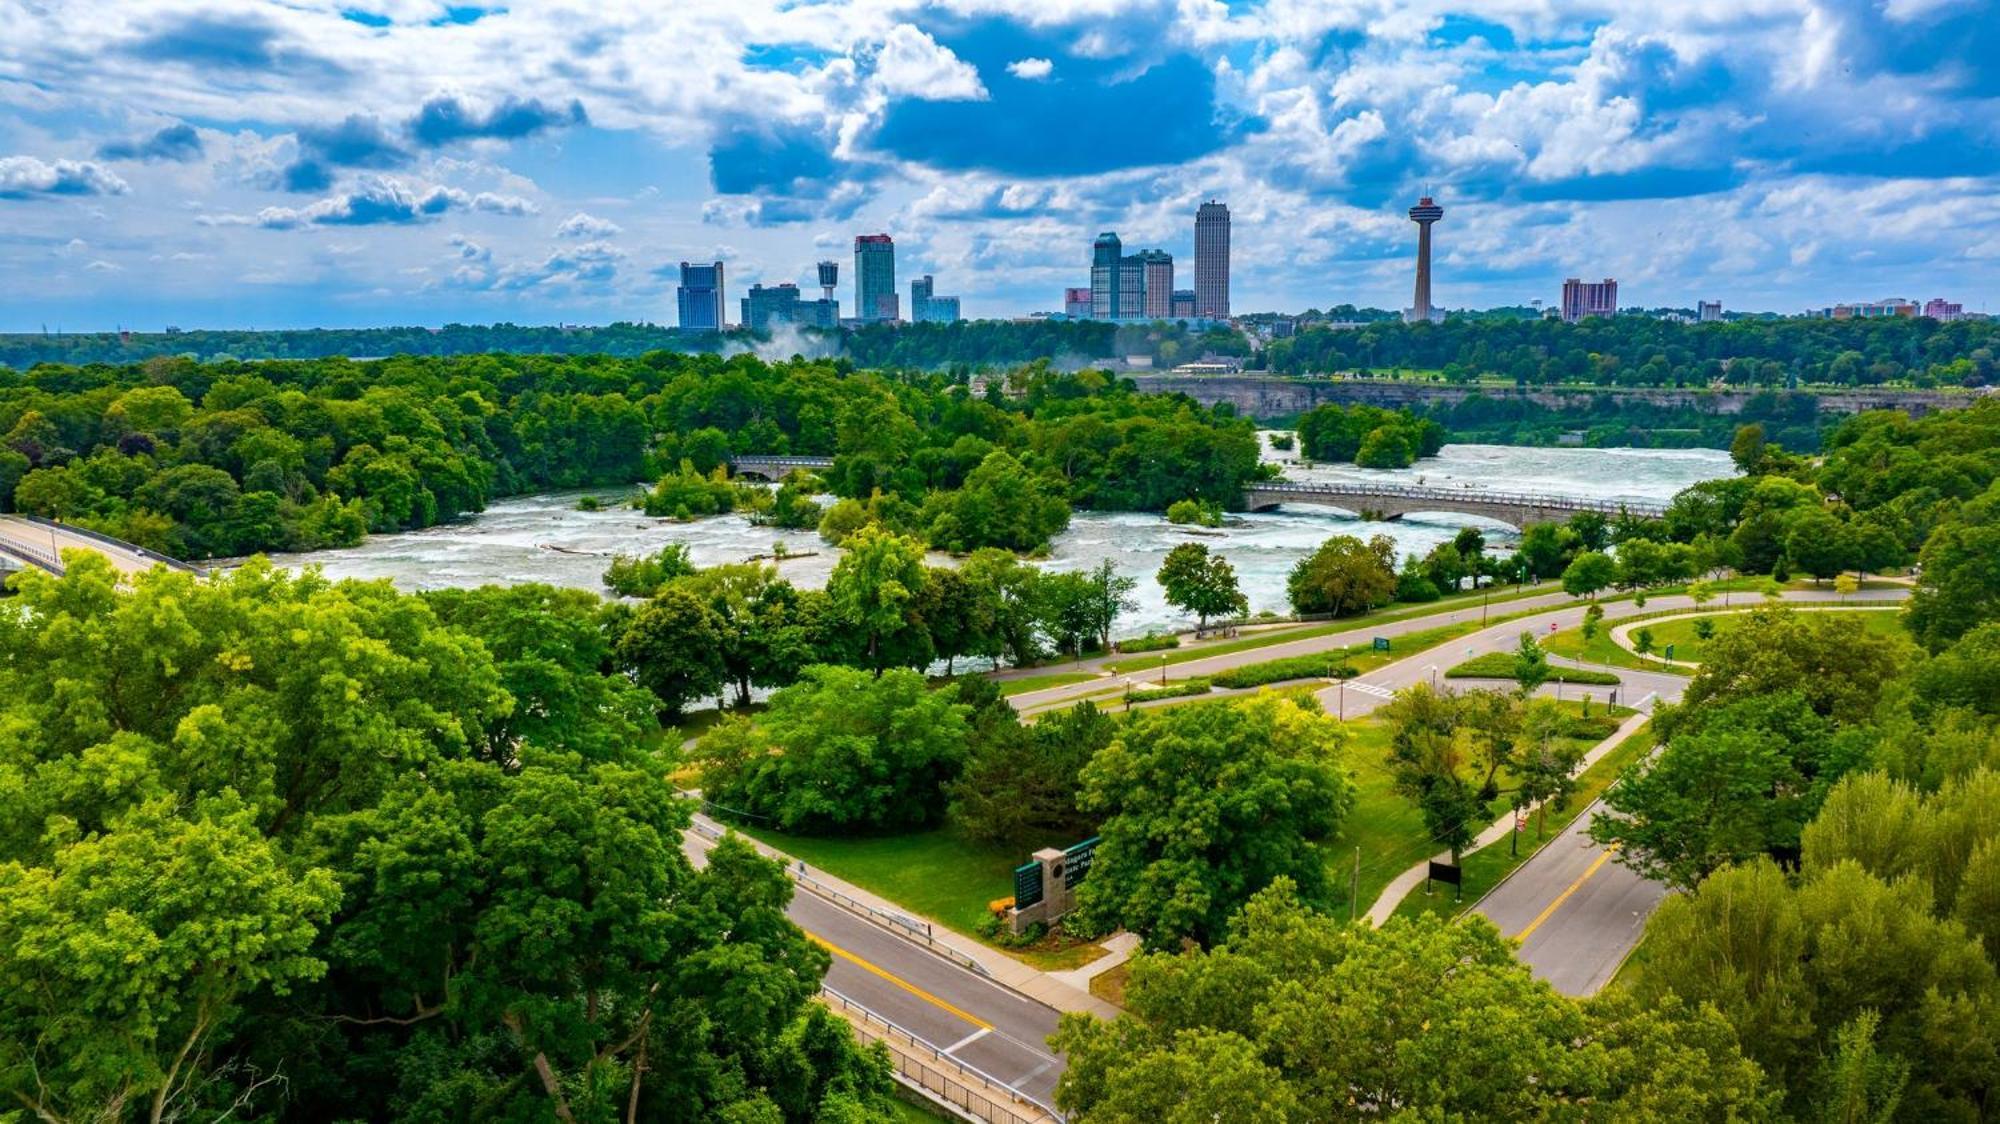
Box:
2 2 1998 330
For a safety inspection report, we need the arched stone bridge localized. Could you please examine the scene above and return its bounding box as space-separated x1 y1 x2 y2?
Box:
0 515 203 579
729 455 835 481
1241 481 1666 528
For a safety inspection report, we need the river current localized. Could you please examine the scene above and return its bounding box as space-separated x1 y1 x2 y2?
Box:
265 440 1732 639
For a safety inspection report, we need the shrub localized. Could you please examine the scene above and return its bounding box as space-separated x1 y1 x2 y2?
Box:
1213 655 1357 690
1116 632 1181 653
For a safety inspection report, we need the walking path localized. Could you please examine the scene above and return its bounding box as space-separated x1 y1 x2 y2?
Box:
1608 603 1904 669
1047 932 1141 992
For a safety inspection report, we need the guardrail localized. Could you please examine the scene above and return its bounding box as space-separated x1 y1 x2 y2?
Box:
821 986 1063 1124
729 455 835 468
1245 481 1665 518
0 538 63 575
688 811 992 977
17 516 204 573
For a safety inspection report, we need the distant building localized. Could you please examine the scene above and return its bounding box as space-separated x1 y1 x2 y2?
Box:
1698 300 1723 323
1090 232 1122 320
1116 255 1145 319
1832 299 1917 319
817 260 839 304
1924 298 1965 321
1195 201 1230 318
677 261 726 331
910 275 963 323
1171 289 1197 318
1560 278 1618 323
1065 287 1093 319
854 234 898 322
1406 196 1444 324
741 282 801 331
1140 250 1174 319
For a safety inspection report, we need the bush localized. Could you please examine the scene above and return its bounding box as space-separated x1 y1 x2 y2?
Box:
1115 632 1181 653
1213 655 1357 690
1166 498 1223 527
1128 678 1212 702
1444 653 1621 685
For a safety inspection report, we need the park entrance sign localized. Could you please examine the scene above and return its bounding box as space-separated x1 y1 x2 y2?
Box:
1007 836 1099 935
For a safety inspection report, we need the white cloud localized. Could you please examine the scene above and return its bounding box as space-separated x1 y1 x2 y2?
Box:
0 156 129 198
556 211 622 238
1006 57 1054 80
871 25 987 101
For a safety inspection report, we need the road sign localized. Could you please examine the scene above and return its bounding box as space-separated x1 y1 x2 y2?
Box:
1373 636 1391 651
1427 860 1463 886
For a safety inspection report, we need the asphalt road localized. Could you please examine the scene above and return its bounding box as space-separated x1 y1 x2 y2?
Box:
683 831 1067 1109
0 515 158 575
1474 799 1670 996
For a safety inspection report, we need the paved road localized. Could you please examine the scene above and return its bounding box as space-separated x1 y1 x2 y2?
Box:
0 515 170 576
683 829 1067 1109
1475 799 1670 996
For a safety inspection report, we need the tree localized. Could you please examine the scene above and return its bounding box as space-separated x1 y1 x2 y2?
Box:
960 547 1048 666
1581 602 1605 644
1633 627 1655 657
1513 631 1551 697
1906 485 2000 652
602 542 696 597
1286 533 1397 617
1562 550 1616 598
1671 606 1908 728
691 666 971 832
1731 422 1769 473
677 563 821 707
1786 508 1855 584
1083 558 1139 652
952 701 1115 850
1519 522 1578 579
1054 883 1773 1122
616 584 727 718
825 525 932 672
1075 696 1350 950
1157 543 1247 632
921 449 1071 552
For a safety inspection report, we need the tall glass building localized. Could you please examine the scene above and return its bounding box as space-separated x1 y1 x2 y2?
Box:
854 234 898 322
676 261 725 331
1194 202 1229 318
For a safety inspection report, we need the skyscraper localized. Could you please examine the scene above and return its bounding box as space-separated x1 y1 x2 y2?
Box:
1140 250 1174 319
677 261 725 331
1090 233 1122 319
1560 278 1619 322
740 282 801 331
1406 196 1444 324
854 234 898 322
1116 255 1145 319
1194 202 1229 319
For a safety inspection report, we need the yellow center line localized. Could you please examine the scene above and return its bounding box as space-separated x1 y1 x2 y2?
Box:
806 933 993 1031
1514 844 1619 942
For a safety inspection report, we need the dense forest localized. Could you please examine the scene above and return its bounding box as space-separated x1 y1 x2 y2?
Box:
0 353 1264 559
1265 312 2000 387
7 314 1994 389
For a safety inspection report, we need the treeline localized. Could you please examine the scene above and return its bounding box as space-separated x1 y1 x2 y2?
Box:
0 353 1262 559
1263 314 2000 388
1415 386 1833 452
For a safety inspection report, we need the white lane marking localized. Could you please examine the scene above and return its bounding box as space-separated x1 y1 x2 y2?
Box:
1345 680 1394 698
943 1027 993 1055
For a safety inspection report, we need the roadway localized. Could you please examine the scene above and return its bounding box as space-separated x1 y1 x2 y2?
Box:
683 825 1067 1110
0 515 180 576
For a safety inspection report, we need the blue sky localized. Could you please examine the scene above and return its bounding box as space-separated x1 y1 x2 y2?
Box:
1 0 1996 330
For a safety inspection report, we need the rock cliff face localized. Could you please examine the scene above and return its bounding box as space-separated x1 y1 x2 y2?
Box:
1128 375 1962 422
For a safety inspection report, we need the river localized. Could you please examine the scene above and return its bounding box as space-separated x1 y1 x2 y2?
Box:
265 441 1732 638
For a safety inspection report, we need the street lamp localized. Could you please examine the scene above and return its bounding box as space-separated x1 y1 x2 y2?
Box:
1159 653 1167 686
1427 664 1438 689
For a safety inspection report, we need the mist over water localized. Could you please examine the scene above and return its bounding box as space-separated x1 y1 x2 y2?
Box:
266 441 1734 638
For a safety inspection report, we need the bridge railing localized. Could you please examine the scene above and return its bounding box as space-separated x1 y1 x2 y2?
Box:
0 539 63 576
1246 481 1665 518
729 455 836 468
17 516 204 573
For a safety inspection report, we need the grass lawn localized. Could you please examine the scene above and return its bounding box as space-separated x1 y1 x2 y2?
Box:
886 1092 955 1123
1641 606 1905 664
1392 720 1653 921
1090 963 1131 1008
726 820 1105 972
1102 581 1566 674
999 670 1099 696
1323 719 1439 920
1544 610 1695 675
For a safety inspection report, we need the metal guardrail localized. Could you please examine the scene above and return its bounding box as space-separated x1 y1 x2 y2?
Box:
688 812 991 977
822 986 1063 1124
0 538 63 575
16 516 204 573
729 455 835 468
1244 481 1666 519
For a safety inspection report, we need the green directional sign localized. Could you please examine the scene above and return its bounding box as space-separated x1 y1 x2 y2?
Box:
1373 636 1392 652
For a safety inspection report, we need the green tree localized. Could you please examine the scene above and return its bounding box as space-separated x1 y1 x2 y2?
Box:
825 525 933 672
952 701 1115 850
692 666 971 832
602 542 696 597
1513 631 1551 696
615 584 727 717
1157 542 1248 632
1285 533 1397 617
921 449 1072 552
1906 484 2000 652
1561 550 1617 598
1075 696 1351 950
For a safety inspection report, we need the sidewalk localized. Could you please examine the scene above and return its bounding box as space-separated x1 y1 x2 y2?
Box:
1047 931 1140 993
690 811 1121 1019
1362 706 1655 925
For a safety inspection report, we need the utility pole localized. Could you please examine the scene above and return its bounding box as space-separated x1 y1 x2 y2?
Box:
1349 846 1361 923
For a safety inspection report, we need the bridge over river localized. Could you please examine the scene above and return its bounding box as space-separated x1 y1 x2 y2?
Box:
729 455 835 481
1243 481 1665 527
0 515 202 579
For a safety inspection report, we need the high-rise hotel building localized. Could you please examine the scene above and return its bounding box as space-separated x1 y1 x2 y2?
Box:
854 234 898 322
1194 201 1229 318
677 261 726 331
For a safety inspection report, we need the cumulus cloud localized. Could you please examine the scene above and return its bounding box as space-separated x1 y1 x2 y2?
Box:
1006 57 1054 80
409 93 588 147
556 211 622 238
97 123 205 163
871 25 988 100
207 176 535 229
0 157 130 199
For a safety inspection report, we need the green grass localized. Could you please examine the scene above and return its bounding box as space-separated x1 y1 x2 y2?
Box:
1101 582 1566 674
885 1092 955 1123
1323 719 1437 919
1445 652 1620 685
1393 720 1652 921
998 670 1098 697
1642 606 1904 664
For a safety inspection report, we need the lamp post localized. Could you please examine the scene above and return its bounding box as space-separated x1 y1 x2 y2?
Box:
1159 653 1167 686
1427 664 1438 689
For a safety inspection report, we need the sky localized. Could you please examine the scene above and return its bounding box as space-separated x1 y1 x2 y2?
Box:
1 0 1997 330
